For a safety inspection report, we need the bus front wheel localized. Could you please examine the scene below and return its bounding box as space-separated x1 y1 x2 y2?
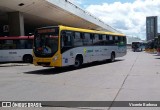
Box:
23 55 33 63
74 56 83 68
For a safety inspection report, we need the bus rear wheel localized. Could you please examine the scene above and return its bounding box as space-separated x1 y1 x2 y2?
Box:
110 52 115 62
23 55 33 63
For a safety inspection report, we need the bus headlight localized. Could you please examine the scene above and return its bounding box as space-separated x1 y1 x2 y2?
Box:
53 55 58 62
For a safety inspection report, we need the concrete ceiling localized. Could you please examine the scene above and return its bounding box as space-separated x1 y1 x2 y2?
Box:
0 0 120 32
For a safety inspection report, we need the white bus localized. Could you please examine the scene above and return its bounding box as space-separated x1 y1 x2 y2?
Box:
0 36 33 63
33 25 127 68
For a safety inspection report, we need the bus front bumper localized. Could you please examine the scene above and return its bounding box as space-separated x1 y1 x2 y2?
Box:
33 57 62 67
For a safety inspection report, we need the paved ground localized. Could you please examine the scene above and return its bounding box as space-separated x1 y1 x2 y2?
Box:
0 51 160 110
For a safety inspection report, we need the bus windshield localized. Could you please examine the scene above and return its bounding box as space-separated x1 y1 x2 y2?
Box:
34 27 59 57
132 42 143 52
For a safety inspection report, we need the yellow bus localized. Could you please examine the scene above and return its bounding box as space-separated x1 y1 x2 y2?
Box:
33 25 127 68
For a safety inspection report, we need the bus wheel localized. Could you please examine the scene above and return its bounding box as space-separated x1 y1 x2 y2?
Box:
110 52 115 62
74 56 83 68
23 55 33 63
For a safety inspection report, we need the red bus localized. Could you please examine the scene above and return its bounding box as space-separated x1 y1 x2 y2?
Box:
0 36 33 63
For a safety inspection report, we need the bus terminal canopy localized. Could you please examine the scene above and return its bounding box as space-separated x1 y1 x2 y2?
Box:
0 0 120 36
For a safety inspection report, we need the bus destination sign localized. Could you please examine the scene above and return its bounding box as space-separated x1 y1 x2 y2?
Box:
38 29 55 34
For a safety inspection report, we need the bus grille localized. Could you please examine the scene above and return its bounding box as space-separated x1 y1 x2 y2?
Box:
37 62 50 66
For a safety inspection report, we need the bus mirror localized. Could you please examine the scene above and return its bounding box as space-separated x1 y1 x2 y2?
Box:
29 33 33 36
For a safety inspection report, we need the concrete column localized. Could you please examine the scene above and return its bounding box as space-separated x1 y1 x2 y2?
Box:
8 12 24 36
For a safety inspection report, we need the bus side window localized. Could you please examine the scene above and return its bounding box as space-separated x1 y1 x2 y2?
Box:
115 36 118 44
102 35 106 40
106 35 109 41
108 35 114 45
109 35 113 41
26 40 33 49
62 31 73 47
16 40 26 49
83 33 92 45
61 31 65 47
118 36 121 43
15 40 22 49
99 35 102 40
74 32 83 46
123 37 127 44
93 34 99 44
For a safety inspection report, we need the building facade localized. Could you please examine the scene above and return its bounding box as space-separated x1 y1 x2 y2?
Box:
146 16 158 41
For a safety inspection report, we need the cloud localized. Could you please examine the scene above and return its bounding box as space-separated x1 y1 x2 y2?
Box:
85 0 160 40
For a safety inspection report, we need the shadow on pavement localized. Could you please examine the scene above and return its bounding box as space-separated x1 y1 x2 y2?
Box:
24 59 124 75
0 62 30 67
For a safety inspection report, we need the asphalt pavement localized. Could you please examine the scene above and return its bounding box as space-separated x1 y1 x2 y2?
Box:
0 51 160 110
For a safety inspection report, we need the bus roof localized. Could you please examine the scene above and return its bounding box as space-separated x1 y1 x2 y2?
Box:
36 25 125 37
0 36 34 40
59 25 125 36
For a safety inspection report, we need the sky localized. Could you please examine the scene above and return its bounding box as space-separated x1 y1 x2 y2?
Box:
68 0 160 40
